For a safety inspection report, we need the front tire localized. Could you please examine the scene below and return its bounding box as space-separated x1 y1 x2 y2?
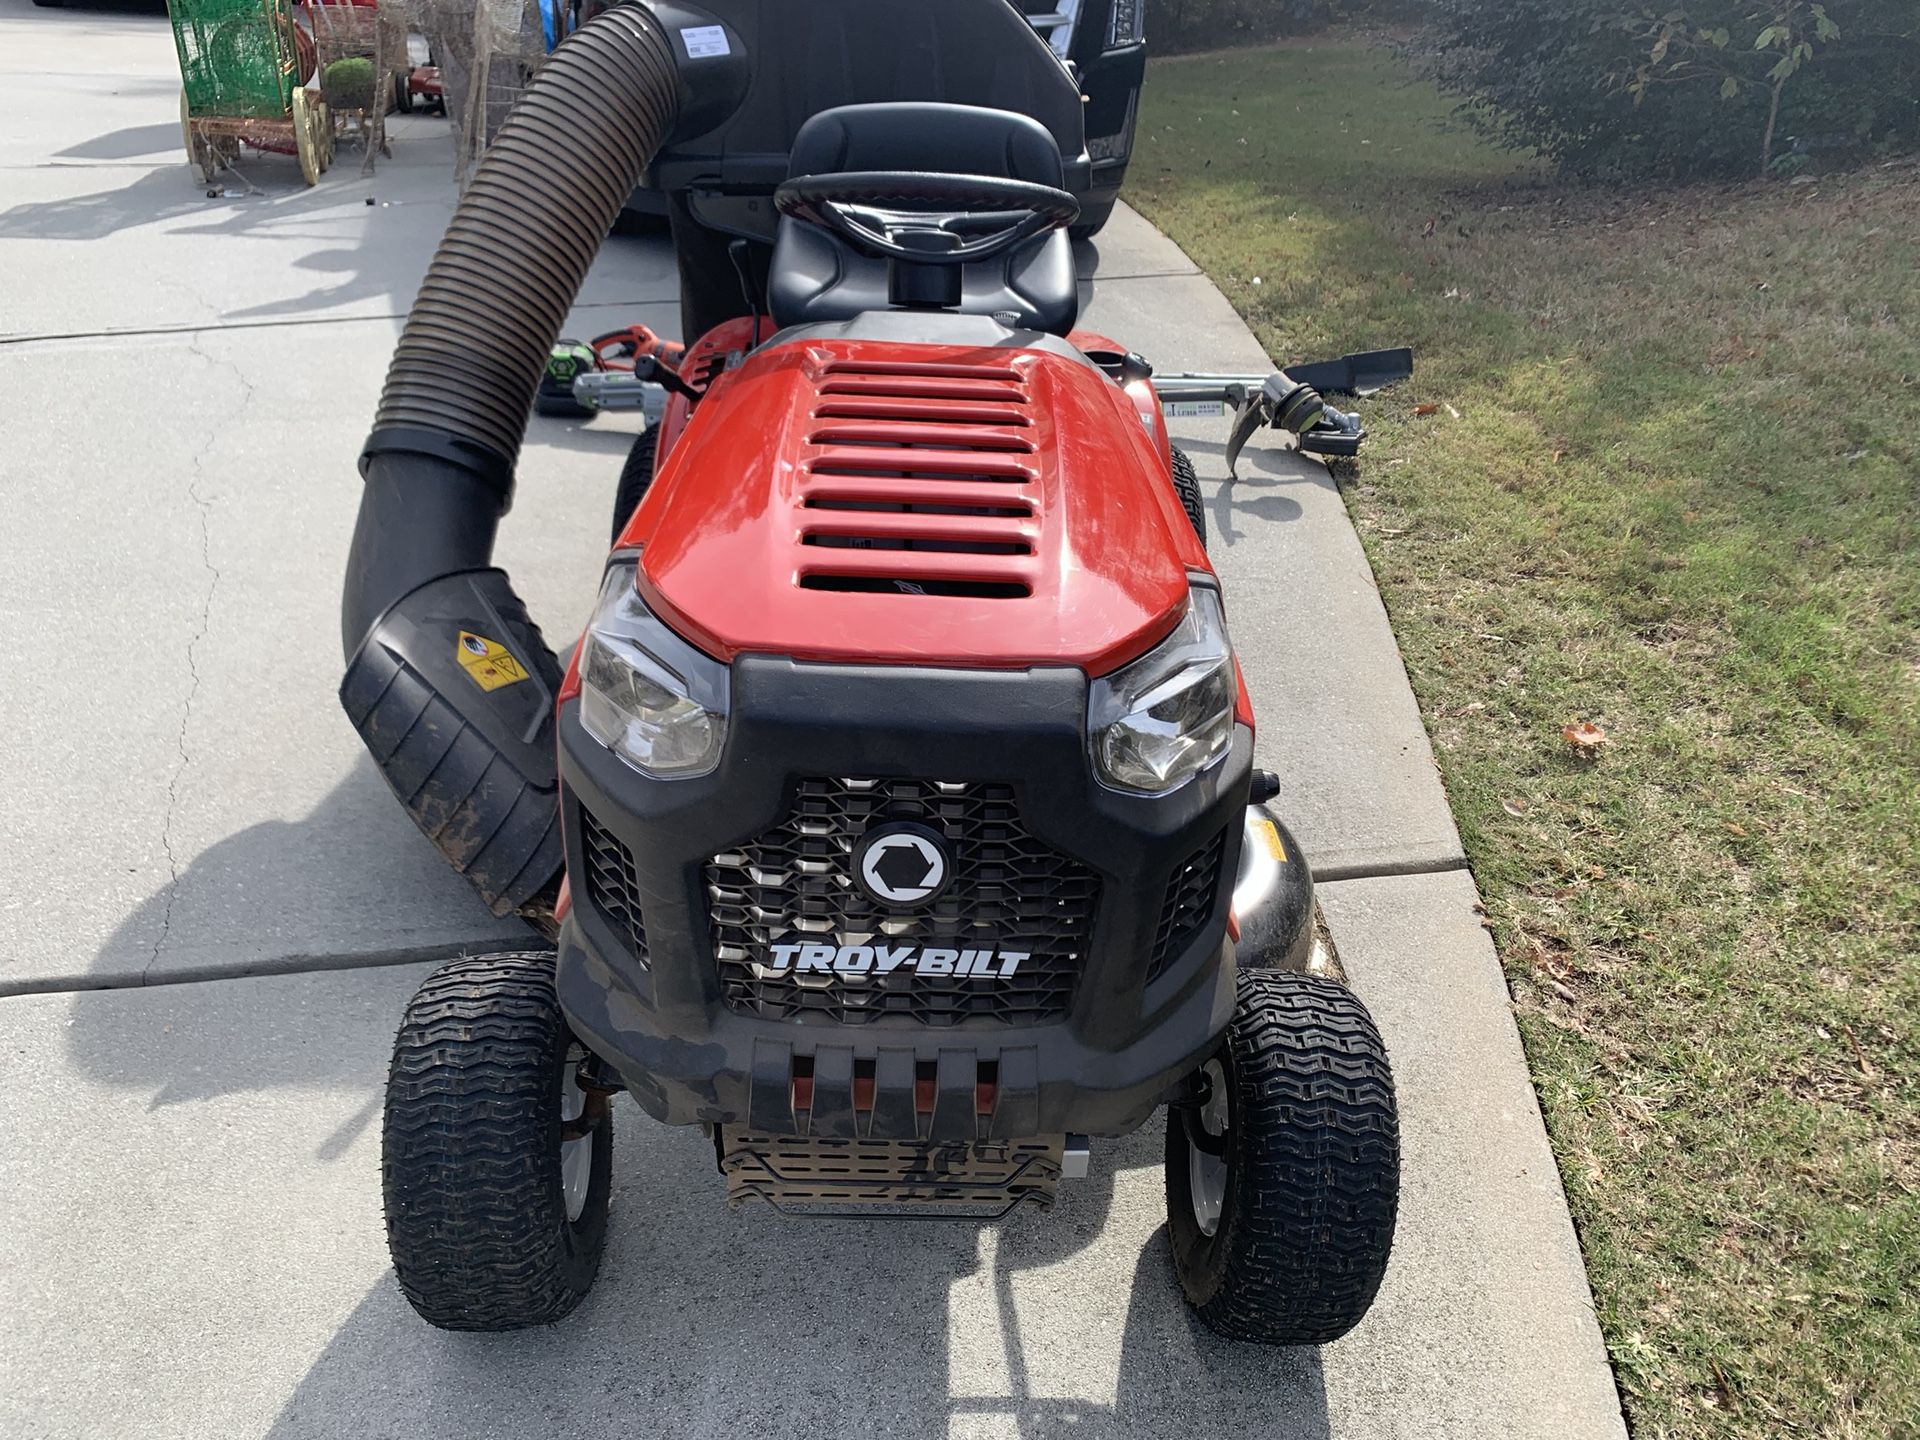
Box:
610 426 658 543
1166 970 1398 1344
382 953 612 1331
1170 445 1207 548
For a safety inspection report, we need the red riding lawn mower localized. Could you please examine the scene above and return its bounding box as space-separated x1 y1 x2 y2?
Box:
342 0 1405 1344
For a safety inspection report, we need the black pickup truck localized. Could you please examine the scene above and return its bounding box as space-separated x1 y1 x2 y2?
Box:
1008 0 1146 236
617 0 1143 239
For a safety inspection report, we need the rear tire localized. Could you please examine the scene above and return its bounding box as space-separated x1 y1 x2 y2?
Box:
1170 445 1207 547
1166 970 1398 1345
382 952 612 1331
611 426 659 543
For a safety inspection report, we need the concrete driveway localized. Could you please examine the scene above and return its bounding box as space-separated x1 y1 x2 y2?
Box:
0 3 1625 1436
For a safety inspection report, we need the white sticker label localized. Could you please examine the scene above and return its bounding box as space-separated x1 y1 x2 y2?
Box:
1165 401 1226 417
680 25 730 58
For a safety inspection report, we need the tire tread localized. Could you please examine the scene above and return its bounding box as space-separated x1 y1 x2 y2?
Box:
611 427 659 543
382 952 608 1331
1170 445 1207 548
1169 970 1399 1345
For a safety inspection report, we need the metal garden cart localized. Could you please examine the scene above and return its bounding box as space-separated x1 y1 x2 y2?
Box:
304 0 405 175
170 0 333 186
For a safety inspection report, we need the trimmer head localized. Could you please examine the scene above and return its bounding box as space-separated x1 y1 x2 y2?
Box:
1153 346 1414 475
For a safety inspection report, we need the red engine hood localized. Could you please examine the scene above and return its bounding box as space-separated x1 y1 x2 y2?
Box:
624 339 1205 676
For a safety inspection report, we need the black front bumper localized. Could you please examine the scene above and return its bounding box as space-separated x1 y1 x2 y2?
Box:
555 655 1250 1140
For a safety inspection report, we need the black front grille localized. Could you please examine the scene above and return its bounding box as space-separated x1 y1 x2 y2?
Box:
706 779 1098 1026
1148 827 1227 982
580 807 648 970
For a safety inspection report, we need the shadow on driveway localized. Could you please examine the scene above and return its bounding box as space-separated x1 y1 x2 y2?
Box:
260 1119 1334 1440
57 776 1334 1436
55 119 180 161
62 758 529 998
57 830 1336 1437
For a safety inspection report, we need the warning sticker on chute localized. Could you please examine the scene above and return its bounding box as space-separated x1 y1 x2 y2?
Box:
456 631 529 692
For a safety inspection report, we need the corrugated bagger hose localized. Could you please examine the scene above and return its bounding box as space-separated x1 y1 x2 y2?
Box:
337 4 724 920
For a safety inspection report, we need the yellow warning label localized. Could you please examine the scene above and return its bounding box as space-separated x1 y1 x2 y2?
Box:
1255 817 1288 864
456 631 529 692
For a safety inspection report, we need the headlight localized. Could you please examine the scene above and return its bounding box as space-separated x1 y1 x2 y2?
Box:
1107 0 1144 50
1089 588 1236 794
577 563 729 778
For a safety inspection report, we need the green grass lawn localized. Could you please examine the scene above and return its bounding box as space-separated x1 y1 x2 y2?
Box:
1130 42 1920 1439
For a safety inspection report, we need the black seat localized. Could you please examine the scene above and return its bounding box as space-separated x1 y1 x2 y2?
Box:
767 103 1080 336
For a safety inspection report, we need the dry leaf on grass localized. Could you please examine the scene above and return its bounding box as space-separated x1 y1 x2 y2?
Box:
1502 798 1531 818
1562 721 1610 756
1413 403 1440 416
1840 1024 1875 1079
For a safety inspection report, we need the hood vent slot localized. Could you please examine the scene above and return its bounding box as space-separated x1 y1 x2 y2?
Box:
807 422 1033 452
798 574 1031 599
810 449 1035 485
813 398 1031 428
802 533 1031 556
816 359 1028 407
805 497 1033 519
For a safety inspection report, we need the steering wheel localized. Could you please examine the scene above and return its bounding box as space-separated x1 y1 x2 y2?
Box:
773 171 1081 266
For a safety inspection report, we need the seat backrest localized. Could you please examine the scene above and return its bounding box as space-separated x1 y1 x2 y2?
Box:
786 102 1068 186
768 103 1079 335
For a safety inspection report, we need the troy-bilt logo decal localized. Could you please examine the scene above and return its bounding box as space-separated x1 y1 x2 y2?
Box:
764 941 1029 979
852 822 951 908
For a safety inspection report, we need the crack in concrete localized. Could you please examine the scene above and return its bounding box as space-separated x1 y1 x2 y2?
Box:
143 336 251 980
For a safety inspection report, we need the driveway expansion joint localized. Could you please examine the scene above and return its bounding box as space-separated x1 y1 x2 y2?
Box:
0 937 555 1001
3 860 1477 1000
0 295 685 349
